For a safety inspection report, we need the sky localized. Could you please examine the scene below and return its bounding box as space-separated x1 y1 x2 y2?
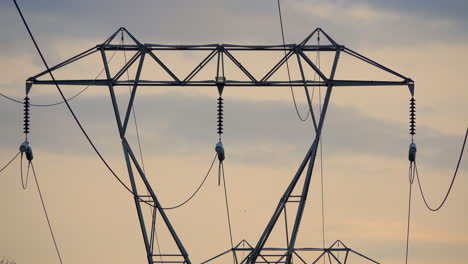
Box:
0 0 467 264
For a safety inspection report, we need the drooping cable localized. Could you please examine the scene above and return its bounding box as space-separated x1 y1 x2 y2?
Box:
221 163 238 264
0 93 24 104
0 49 118 107
277 0 310 122
163 153 217 210
0 152 20 175
31 162 63 264
316 32 326 252
405 94 417 264
15 2 225 217
415 128 467 211
12 0 156 208
20 154 31 190
405 163 415 264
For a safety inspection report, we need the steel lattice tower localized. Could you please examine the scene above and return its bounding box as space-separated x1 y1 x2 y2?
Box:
26 27 414 264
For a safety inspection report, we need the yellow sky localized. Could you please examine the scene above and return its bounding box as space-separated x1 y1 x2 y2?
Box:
1 1 467 264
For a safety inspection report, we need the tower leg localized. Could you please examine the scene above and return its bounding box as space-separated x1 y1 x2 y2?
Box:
101 46 192 264
249 48 341 264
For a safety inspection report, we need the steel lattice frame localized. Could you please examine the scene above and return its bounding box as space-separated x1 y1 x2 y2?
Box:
26 27 414 264
201 240 380 264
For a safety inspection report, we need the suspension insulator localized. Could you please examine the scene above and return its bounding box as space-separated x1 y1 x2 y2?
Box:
409 97 416 136
408 142 417 162
20 140 34 161
24 96 30 136
215 141 225 162
217 97 223 135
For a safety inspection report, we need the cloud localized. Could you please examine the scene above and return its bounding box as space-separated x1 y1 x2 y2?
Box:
0 91 462 170
365 0 468 22
1 3 467 264
288 0 467 47
2 0 467 56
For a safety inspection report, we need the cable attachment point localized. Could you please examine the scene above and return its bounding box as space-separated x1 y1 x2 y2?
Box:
24 96 30 137
217 97 224 136
409 97 416 137
19 140 34 161
19 140 33 190
215 141 225 162
408 142 417 163
215 141 225 186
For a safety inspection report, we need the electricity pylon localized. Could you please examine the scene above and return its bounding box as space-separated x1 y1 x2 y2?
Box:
26 27 413 264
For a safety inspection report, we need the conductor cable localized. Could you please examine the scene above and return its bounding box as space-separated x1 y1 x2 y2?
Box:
0 49 118 107
13 0 156 208
163 153 217 210
277 0 310 121
415 128 467 211
0 152 20 176
31 162 64 264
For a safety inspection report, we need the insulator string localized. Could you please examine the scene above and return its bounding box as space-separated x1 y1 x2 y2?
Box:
409 97 416 141
217 96 224 139
24 96 30 139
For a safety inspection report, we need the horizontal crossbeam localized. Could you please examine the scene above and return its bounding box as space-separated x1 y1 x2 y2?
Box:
98 44 342 51
28 79 410 87
26 27 414 95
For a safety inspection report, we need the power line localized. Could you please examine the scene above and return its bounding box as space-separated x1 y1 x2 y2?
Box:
404 128 466 263
0 93 24 104
20 154 31 189
405 163 415 264
14 0 229 214
0 49 118 107
415 128 467 211
221 162 237 264
163 153 217 210
31 162 63 264
317 35 326 253
0 151 20 175
277 0 310 122
13 0 155 208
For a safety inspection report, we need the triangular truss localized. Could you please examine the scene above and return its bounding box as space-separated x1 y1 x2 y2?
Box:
26 27 415 264
26 27 414 94
201 240 380 264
